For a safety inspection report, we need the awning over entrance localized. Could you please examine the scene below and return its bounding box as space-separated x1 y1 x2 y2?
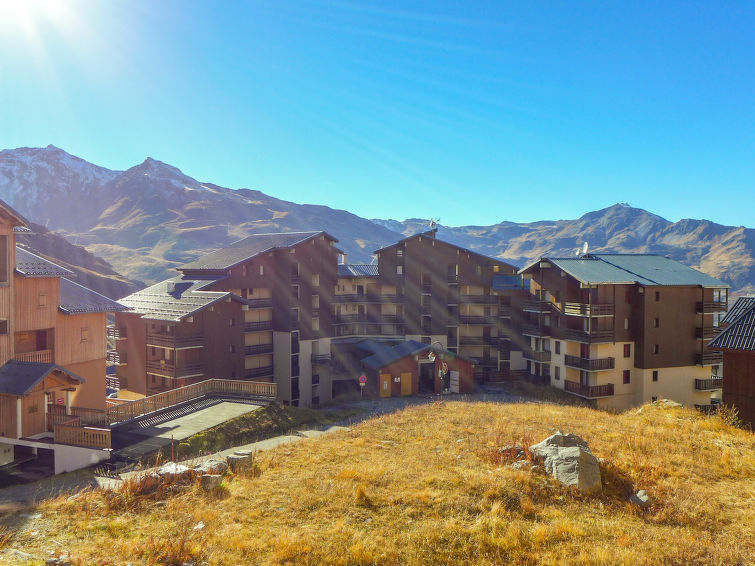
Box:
0 360 84 397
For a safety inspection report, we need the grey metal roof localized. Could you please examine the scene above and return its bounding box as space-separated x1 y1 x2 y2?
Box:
722 296 755 325
118 275 246 321
179 231 338 271
492 274 526 291
521 254 728 288
15 247 73 277
708 302 755 351
362 340 431 370
338 264 379 278
0 361 84 396
59 278 130 314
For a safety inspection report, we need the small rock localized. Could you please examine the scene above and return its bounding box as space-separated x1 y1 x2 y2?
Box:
193 521 205 531
200 474 224 491
629 489 651 508
511 461 531 471
226 453 252 473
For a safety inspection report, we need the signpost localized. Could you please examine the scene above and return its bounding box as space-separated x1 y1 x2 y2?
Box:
359 374 367 397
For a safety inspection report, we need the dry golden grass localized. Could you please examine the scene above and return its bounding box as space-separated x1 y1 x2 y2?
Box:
3 401 754 565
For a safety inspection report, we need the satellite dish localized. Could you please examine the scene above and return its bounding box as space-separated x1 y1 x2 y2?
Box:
582 241 589 256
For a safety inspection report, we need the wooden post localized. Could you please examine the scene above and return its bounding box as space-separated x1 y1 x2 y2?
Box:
65 391 72 416
16 398 22 439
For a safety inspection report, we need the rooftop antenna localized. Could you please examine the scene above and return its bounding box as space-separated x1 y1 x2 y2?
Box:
428 217 440 229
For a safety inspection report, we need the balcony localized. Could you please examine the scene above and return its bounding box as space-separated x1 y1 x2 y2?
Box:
421 283 432 293
564 355 615 371
695 377 723 391
564 380 614 399
247 298 273 308
563 328 614 343
470 357 498 368
459 335 505 346
244 365 274 379
245 321 273 332
696 301 727 314
459 315 499 325
459 295 499 305
245 343 273 356
146 360 204 378
562 303 615 317
447 274 459 283
696 326 721 340
522 349 552 362
522 300 551 313
14 349 53 363
290 273 300 284
521 323 548 337
146 332 204 348
107 326 126 340
106 350 126 365
311 353 331 364
498 305 512 318
332 293 404 304
696 352 723 366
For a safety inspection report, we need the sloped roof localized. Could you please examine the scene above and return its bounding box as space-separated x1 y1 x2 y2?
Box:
709 301 755 351
0 361 84 396
0 198 29 227
521 254 728 288
118 275 247 321
722 296 755 325
362 340 431 370
59 278 129 314
179 231 339 271
338 264 379 278
15 246 73 277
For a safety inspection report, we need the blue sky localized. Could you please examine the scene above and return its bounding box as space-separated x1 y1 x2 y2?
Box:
1 1 753 227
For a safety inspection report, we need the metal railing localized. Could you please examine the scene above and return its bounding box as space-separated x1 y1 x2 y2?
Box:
106 350 126 365
14 349 53 363
695 377 723 391
245 343 273 356
244 366 275 380
245 320 273 332
146 360 204 377
564 380 614 398
247 298 273 308
146 333 204 348
564 355 615 371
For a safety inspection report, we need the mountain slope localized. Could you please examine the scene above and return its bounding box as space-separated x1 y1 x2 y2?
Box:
375 205 755 295
1 145 753 295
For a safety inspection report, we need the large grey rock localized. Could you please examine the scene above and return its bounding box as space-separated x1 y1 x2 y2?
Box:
200 474 224 491
530 431 602 494
193 459 228 476
226 453 252 472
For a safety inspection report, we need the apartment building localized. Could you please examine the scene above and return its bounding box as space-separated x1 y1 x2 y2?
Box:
708 297 755 427
0 200 125 472
115 231 340 406
517 254 729 409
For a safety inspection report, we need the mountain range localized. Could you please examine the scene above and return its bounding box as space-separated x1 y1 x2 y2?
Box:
1 145 753 297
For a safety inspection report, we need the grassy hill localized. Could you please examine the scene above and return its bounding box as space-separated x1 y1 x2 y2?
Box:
2 400 754 565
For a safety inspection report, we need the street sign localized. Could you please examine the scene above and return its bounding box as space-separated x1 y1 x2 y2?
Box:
359 374 367 384
56 398 64 405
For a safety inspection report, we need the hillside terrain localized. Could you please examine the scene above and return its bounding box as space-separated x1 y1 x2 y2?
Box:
2 145 753 295
1 401 752 565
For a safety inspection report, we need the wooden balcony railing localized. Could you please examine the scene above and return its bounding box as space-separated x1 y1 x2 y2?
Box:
459 315 499 325
14 349 53 363
106 350 126 365
459 295 499 305
564 380 614 398
146 360 204 378
564 355 615 371
245 343 273 356
522 349 552 362
332 293 404 303
522 300 551 313
695 352 723 366
696 301 727 314
107 326 126 339
146 333 204 348
695 377 723 391
247 298 273 308
521 323 548 336
54 420 111 450
562 303 615 317
563 329 614 343
696 326 721 340
459 335 504 346
470 357 498 368
245 320 273 332
244 366 275 380
105 378 277 425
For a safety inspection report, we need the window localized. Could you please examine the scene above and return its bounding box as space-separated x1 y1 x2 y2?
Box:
242 266 247 277
312 374 320 385
624 317 630 330
229 318 235 327
555 341 561 355
543 339 550 352
652 370 658 382
653 344 660 354
38 293 47 308
397 249 403 257
655 291 660 302
312 295 320 309
624 290 631 304
229 345 236 353
260 265 264 276
396 265 403 275
624 344 631 357
555 366 560 380
623 370 631 384
312 318 320 332
0 235 7 284
476 265 482 276
312 396 320 407
654 318 660 328
0 319 7 334
80 327 89 342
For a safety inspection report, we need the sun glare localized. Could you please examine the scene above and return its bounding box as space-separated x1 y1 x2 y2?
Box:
0 0 77 43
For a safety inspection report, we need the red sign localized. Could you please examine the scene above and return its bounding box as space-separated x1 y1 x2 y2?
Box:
359 374 367 384
56 398 64 405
